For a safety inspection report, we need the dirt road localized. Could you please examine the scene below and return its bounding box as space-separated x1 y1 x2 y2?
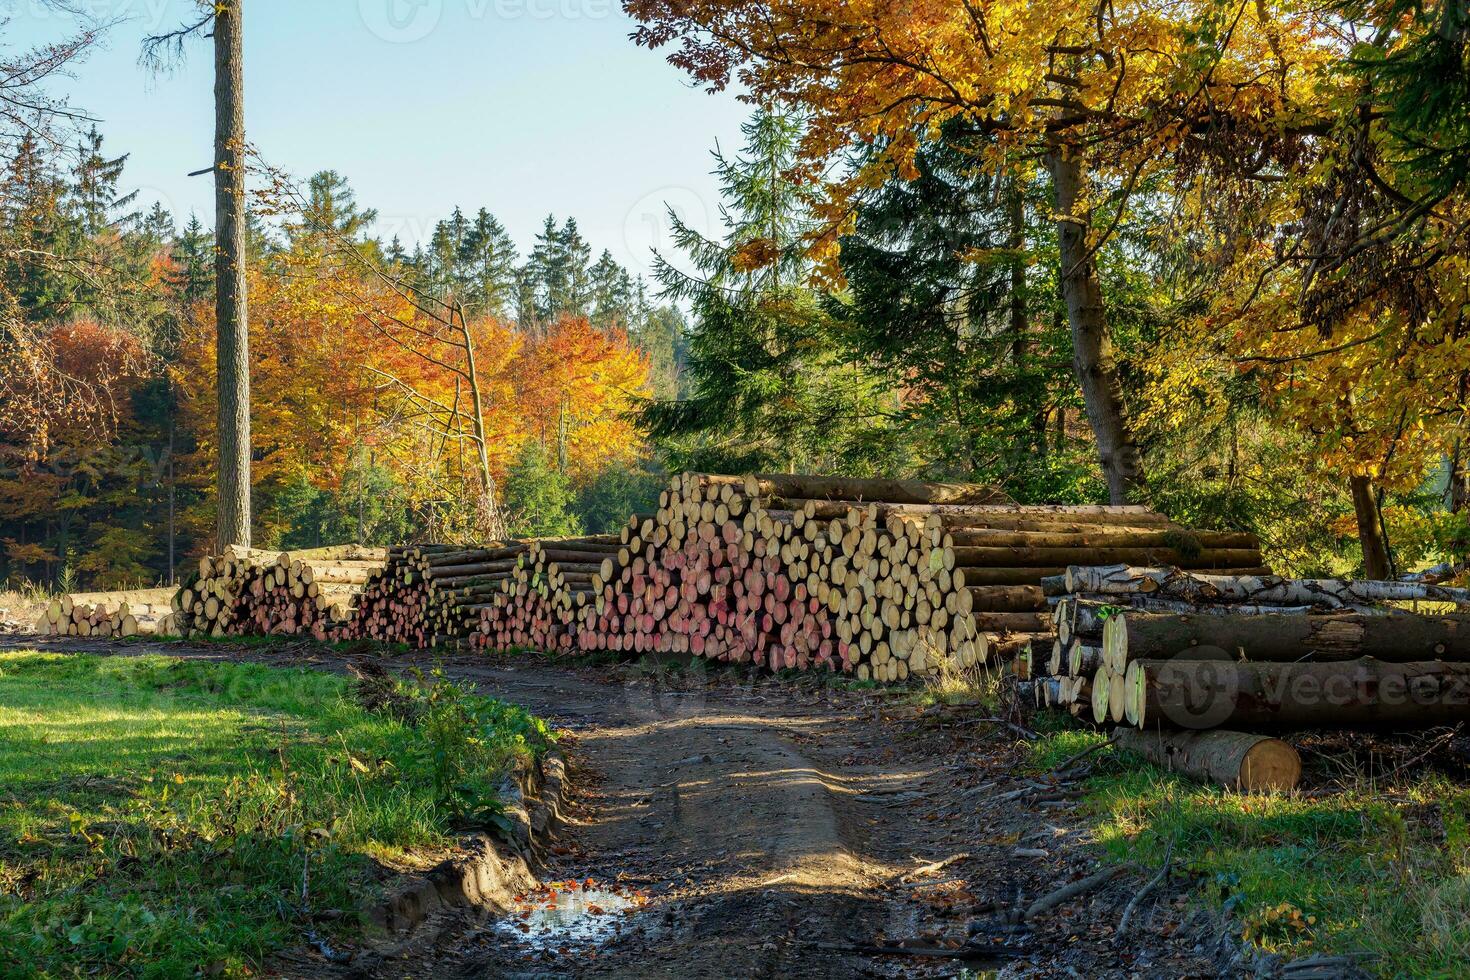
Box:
9 638 1240 977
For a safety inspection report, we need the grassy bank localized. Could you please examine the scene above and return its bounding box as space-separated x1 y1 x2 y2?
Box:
1030 725 1470 976
0 651 552 977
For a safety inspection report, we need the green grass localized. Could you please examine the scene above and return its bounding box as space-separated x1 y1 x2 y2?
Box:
1029 725 1470 977
0 651 552 978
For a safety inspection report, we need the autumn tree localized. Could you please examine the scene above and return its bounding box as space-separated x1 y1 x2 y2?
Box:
1134 1 1470 577
625 0 1349 505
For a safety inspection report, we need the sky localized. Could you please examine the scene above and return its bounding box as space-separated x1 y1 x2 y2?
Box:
5 0 750 281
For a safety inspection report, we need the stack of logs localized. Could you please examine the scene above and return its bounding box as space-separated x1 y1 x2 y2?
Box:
470 536 622 652
172 545 387 640
337 470 1257 677
334 542 550 647
491 472 1268 680
1033 564 1470 789
34 588 176 638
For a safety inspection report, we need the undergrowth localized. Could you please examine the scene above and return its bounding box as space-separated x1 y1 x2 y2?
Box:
1029 718 1470 976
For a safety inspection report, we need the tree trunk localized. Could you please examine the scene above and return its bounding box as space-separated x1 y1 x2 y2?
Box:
945 528 1259 549
945 545 1261 570
167 421 176 586
1115 729 1300 792
214 0 250 550
1350 474 1391 580
1007 180 1046 456
455 302 505 540
1060 564 1470 607
1449 439 1468 514
1046 149 1145 504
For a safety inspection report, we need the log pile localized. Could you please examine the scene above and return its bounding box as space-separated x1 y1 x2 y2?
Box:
502 473 1267 681
25 475 1267 695
469 536 622 653
34 588 176 638
1037 564 1470 734
331 544 510 646
171 545 387 640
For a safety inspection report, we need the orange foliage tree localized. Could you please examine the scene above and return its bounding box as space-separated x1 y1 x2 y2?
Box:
173 243 653 546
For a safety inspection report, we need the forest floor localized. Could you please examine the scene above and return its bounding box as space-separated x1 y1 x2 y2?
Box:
7 635 1463 977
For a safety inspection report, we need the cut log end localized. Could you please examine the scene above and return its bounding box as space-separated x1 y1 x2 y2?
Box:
1115 728 1301 792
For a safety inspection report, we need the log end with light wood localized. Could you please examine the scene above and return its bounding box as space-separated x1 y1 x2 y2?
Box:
1115 728 1301 792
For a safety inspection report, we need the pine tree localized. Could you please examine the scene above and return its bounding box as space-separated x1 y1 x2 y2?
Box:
525 216 593 325
296 170 377 243
0 134 78 321
831 128 1073 489
589 249 635 328
457 208 518 318
558 218 593 319
424 206 473 301
641 108 891 473
137 202 175 246
385 234 409 267
504 441 582 538
169 215 215 308
70 126 137 236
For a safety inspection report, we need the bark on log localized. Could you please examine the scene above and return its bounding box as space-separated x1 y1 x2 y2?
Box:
943 546 1260 570
1108 611 1470 665
965 585 1047 612
1127 657 1470 729
745 474 1012 505
1065 565 1470 608
943 529 1259 549
1115 729 1301 792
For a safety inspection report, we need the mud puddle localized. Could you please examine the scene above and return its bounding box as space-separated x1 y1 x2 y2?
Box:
494 878 650 950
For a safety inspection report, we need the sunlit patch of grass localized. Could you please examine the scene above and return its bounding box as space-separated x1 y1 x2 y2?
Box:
1027 726 1470 976
1025 727 1111 771
911 659 1005 710
0 650 551 977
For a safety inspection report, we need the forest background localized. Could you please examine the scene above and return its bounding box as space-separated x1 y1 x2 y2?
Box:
2 1 1468 591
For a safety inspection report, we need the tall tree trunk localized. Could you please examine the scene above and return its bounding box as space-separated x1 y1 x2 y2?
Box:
167 421 176 586
1046 149 1145 504
214 0 250 550
1450 439 1469 514
1350 474 1392 579
455 303 505 540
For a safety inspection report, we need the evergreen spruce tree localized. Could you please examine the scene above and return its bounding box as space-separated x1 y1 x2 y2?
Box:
641 108 892 474
0 134 78 320
831 127 1071 488
589 248 635 328
504 442 582 538
70 126 137 236
170 215 215 307
525 216 593 325
458 208 518 318
298 170 377 242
